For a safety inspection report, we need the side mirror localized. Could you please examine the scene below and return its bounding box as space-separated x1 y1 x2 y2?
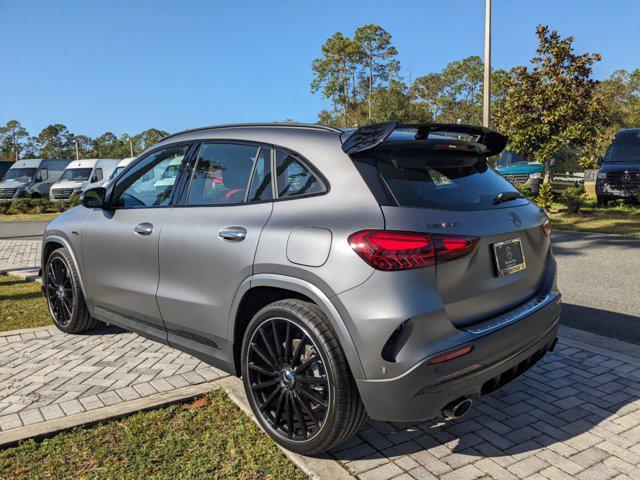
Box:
597 156 603 166
81 187 108 209
549 159 557 167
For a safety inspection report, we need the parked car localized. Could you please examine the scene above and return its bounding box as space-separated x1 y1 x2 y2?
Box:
0 161 13 181
49 159 120 201
0 158 72 202
41 122 560 454
596 128 640 205
494 150 544 193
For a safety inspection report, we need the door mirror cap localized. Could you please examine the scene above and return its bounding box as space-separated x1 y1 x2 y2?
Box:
549 159 557 167
81 187 108 209
597 156 604 165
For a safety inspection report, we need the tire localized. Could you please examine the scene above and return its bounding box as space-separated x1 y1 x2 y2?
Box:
31 193 41 199
241 299 367 455
597 195 609 207
44 247 99 333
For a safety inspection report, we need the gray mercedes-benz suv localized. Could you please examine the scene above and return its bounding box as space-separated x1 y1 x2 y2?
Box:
41 122 560 454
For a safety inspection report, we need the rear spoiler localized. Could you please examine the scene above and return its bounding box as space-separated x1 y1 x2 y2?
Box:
341 121 508 157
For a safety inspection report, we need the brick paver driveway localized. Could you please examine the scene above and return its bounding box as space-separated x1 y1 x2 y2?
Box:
329 333 640 480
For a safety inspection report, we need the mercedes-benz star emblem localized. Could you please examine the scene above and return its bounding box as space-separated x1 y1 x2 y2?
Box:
622 173 631 182
509 212 522 227
507 175 515 182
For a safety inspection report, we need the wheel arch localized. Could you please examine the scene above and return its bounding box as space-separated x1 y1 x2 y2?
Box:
42 235 91 306
228 274 365 380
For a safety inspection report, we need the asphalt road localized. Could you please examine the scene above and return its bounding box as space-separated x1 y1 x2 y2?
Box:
553 230 640 344
1 220 639 343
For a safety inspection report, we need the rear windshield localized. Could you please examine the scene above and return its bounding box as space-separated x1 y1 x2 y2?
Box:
356 145 528 211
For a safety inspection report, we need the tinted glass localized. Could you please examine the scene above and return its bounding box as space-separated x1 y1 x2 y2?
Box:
275 150 324 198
187 143 258 205
365 148 528 211
247 148 273 202
5 168 36 181
497 150 533 167
110 166 125 179
113 145 188 208
60 168 92 181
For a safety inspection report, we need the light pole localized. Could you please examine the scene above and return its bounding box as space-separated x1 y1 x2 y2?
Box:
129 138 134 157
74 140 80 160
483 0 492 128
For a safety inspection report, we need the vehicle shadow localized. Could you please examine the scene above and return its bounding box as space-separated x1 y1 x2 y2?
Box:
330 337 640 461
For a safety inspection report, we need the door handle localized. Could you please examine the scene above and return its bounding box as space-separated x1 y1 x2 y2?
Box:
218 226 247 242
134 223 153 236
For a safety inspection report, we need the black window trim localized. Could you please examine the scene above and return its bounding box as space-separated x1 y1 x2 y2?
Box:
172 138 330 208
105 141 196 210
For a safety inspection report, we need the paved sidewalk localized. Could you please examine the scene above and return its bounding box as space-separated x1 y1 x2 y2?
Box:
328 328 640 480
0 325 228 445
0 239 41 281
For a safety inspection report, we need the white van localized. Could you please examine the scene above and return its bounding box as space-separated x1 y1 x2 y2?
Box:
50 159 120 201
0 158 72 202
106 157 135 184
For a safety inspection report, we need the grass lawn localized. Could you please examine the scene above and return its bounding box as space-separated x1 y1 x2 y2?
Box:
0 274 51 332
548 200 640 236
0 389 305 480
0 213 59 221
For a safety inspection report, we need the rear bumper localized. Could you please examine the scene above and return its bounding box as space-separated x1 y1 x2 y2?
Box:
355 292 560 421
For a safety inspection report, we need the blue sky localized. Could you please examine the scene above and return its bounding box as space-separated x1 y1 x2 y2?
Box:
1 0 638 137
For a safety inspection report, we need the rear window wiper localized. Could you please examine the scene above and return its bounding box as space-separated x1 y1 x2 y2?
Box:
493 191 524 205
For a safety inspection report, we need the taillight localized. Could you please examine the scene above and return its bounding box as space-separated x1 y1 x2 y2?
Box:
541 219 551 237
348 230 479 271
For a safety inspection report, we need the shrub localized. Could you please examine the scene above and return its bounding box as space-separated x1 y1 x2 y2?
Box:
514 183 534 199
560 186 586 214
536 182 554 211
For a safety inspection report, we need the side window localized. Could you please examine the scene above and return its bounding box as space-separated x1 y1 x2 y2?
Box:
187 143 258 206
112 144 189 208
36 168 48 182
275 150 325 198
91 168 103 182
247 148 273 202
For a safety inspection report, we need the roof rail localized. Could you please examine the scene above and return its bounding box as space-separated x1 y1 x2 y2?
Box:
341 122 508 157
160 123 343 142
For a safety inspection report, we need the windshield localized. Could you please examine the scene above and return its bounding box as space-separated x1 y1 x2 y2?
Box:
4 168 36 182
604 144 640 163
497 150 535 167
358 147 528 211
59 168 92 181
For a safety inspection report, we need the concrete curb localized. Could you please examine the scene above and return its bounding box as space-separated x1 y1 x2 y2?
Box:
218 376 353 480
0 266 41 284
0 380 226 449
0 325 55 337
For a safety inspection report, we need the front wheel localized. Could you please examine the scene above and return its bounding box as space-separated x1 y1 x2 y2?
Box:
241 299 367 455
597 195 610 207
44 248 99 333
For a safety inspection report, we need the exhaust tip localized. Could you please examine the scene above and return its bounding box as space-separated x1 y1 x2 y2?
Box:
442 398 473 420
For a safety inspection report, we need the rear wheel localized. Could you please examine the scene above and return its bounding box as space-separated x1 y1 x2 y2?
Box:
241 299 366 455
44 248 99 333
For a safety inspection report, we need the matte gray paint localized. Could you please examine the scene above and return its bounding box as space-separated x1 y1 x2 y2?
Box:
286 227 332 267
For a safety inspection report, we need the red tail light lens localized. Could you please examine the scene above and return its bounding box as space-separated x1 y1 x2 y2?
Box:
349 230 479 271
348 230 435 271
